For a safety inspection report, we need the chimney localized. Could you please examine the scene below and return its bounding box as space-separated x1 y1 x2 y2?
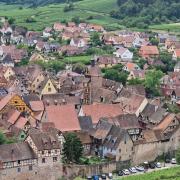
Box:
46 100 50 106
155 105 158 112
91 57 96 67
54 100 58 105
11 149 14 161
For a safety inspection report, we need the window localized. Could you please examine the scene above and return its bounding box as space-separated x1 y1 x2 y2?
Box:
14 101 18 104
42 158 46 163
17 167 21 172
42 151 44 155
29 165 33 171
55 150 57 154
18 160 20 164
48 150 51 155
21 134 24 138
53 157 57 162
48 88 51 92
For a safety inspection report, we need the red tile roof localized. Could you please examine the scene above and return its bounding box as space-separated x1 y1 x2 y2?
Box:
153 113 175 131
29 101 44 112
81 104 123 124
46 104 80 132
0 93 14 111
175 49 180 58
14 116 28 129
7 110 21 124
139 45 159 57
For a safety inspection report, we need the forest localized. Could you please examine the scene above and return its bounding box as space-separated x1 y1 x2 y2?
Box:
0 0 82 7
111 0 180 28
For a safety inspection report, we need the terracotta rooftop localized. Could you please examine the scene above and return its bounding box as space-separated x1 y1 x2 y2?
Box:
14 117 28 129
153 113 175 131
46 104 80 132
81 104 123 124
29 100 44 112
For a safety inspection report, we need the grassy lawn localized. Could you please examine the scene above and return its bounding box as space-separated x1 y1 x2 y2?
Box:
63 55 91 65
149 23 180 34
0 0 121 31
120 167 180 180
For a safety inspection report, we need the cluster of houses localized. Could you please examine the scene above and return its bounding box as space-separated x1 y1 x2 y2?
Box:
0 20 180 179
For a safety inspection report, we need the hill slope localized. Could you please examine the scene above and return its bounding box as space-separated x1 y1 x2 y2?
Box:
111 0 180 28
0 0 122 31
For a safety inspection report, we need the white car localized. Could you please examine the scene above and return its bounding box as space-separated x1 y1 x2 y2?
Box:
135 166 145 172
108 173 113 179
122 169 130 175
156 162 161 168
171 158 177 164
129 167 137 173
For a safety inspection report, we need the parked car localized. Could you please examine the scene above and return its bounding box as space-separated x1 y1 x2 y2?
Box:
171 158 177 164
118 170 124 176
93 175 99 180
108 173 113 179
87 175 92 180
122 169 130 175
101 174 106 179
143 161 149 169
165 159 171 163
155 162 161 168
135 166 145 172
129 167 137 173
149 162 156 169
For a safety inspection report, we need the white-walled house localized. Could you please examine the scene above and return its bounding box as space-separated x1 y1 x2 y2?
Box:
70 38 88 48
113 47 133 61
173 49 180 60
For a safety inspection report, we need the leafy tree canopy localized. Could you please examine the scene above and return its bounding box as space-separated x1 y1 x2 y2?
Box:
112 0 180 28
62 133 83 164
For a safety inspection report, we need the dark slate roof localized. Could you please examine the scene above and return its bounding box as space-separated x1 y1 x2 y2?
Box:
108 114 141 129
2 54 14 64
78 116 93 131
0 142 36 162
103 126 129 150
0 88 8 97
22 94 40 105
126 85 146 96
141 103 156 117
42 93 81 106
28 131 60 150
149 108 168 124
92 120 112 140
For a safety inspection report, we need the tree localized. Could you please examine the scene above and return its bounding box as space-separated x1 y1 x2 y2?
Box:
71 16 81 25
72 63 86 74
150 38 159 46
103 69 128 85
62 133 83 164
0 132 7 145
90 32 102 47
128 78 144 85
8 17 15 25
176 148 180 165
144 70 164 96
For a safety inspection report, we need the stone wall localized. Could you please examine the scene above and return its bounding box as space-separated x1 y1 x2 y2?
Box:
62 160 130 179
0 163 63 180
132 128 180 165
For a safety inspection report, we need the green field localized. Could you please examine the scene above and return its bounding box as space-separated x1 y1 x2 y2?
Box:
121 167 180 180
150 23 180 34
0 0 179 33
0 0 122 31
63 55 91 65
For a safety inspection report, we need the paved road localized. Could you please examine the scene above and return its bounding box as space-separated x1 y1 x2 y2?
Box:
98 164 179 180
